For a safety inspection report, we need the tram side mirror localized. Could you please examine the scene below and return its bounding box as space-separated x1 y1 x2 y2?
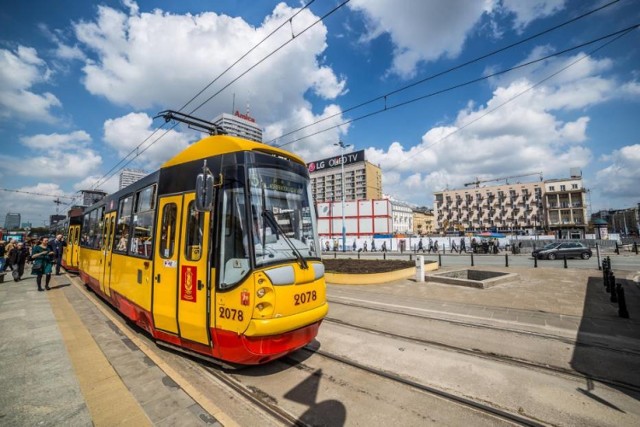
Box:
195 173 215 211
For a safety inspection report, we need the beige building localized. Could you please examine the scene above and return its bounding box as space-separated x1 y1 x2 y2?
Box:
433 170 588 237
434 181 544 234
543 172 588 239
413 209 434 235
308 150 382 203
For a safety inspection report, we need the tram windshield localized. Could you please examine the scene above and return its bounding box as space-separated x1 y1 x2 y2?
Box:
248 166 320 268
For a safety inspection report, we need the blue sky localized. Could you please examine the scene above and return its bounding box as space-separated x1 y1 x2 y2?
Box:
1 0 639 226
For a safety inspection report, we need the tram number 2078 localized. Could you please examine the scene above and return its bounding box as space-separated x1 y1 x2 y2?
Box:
219 307 244 321
294 291 317 306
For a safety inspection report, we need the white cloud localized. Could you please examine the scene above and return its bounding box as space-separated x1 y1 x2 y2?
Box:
348 0 566 78
365 73 601 205
20 130 91 150
595 144 640 206
68 1 346 153
0 46 61 123
500 0 565 32
103 112 196 170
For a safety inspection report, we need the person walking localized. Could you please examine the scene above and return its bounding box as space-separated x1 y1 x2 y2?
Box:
50 234 67 275
0 241 6 272
4 239 16 271
8 242 30 281
460 237 466 253
31 237 55 291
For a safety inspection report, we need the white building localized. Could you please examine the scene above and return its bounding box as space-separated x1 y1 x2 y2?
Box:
212 111 262 143
119 169 147 190
388 199 414 234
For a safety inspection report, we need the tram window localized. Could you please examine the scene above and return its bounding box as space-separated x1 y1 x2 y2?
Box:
185 201 203 261
90 207 104 250
131 185 155 257
159 203 177 259
219 187 250 289
114 195 133 254
81 213 91 246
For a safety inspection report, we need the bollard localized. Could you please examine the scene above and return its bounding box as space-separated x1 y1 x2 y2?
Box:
603 266 609 289
617 284 630 318
615 243 619 255
596 243 601 271
534 256 538 268
563 256 568 269
505 253 509 267
334 252 337 259
471 253 474 267
409 254 413 261
383 251 386 260
607 272 615 294
415 255 425 283
634 242 638 255
358 251 360 260
438 254 442 267
611 282 618 303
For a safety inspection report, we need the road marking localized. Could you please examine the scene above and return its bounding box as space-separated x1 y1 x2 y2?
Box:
66 276 240 427
48 281 152 426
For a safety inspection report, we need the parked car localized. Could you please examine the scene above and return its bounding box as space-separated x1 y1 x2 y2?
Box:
532 242 592 260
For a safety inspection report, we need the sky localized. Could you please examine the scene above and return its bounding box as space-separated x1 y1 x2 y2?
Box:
1 0 639 227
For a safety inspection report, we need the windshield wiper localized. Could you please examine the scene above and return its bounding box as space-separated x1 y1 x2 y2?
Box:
262 209 308 270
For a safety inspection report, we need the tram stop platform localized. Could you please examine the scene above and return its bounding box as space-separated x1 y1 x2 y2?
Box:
0 273 223 427
1 264 639 426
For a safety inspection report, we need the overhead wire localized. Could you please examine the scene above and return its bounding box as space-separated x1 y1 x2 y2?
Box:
267 0 622 145
273 23 639 150
86 0 349 196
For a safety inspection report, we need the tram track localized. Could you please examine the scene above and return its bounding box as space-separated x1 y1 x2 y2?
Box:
291 346 547 427
322 315 640 395
328 297 640 357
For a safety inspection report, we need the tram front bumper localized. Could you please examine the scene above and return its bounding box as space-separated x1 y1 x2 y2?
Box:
244 302 329 337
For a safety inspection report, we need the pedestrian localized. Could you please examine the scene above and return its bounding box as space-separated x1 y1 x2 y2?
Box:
427 238 433 253
460 237 466 253
31 237 55 291
363 241 368 252
434 240 439 252
418 238 423 253
4 239 16 271
325 241 330 252
50 234 67 275
381 241 387 252
451 240 458 253
0 241 5 272
8 242 30 281
371 240 376 252
352 240 356 251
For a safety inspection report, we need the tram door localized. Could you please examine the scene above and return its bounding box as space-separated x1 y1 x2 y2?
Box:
100 212 116 296
176 195 210 345
152 196 182 334
66 225 80 269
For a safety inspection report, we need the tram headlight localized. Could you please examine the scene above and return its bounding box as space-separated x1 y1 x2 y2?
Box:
256 288 266 298
256 303 264 311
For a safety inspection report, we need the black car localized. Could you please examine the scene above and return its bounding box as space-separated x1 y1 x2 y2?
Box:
532 242 592 260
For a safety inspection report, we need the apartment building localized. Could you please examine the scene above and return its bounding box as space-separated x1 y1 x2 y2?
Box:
433 170 588 238
308 150 382 203
434 181 544 235
543 173 588 239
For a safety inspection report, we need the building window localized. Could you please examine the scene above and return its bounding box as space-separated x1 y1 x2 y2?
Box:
572 184 578 189
560 185 566 191
549 186 555 191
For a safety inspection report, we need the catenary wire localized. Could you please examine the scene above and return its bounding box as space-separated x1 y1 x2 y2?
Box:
86 0 349 197
273 24 639 152
266 0 623 145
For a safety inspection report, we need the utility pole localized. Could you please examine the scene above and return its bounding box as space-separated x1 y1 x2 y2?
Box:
334 141 352 252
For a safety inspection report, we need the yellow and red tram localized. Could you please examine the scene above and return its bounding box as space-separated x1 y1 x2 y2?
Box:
60 206 83 273
78 132 327 365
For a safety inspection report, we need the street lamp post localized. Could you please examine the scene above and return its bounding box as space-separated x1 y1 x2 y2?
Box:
334 141 352 252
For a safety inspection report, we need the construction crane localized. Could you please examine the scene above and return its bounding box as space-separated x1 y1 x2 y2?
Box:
464 172 543 188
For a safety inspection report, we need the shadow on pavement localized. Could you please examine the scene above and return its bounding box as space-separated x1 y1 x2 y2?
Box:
570 275 640 406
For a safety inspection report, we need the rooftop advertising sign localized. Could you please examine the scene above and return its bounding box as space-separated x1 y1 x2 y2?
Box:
307 150 365 173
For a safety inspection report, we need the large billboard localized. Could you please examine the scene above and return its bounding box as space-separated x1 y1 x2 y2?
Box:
307 150 365 173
